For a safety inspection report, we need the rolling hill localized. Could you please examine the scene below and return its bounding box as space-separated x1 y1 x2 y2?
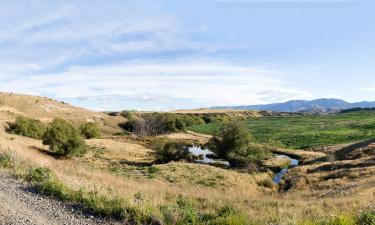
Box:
0 92 124 134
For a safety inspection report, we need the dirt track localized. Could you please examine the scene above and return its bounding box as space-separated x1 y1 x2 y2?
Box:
0 172 119 225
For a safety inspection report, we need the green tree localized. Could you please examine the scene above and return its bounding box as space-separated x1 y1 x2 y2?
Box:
43 118 86 157
154 139 192 163
80 122 101 139
208 121 270 168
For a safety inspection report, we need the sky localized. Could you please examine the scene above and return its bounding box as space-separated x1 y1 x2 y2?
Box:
0 0 374 111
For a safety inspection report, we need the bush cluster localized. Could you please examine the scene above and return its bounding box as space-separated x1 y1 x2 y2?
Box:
154 139 193 163
208 121 270 169
43 118 87 157
7 116 101 157
8 116 46 139
121 113 206 136
80 122 101 139
26 167 53 183
0 152 13 168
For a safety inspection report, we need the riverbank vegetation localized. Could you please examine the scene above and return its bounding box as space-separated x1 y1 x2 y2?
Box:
208 121 271 170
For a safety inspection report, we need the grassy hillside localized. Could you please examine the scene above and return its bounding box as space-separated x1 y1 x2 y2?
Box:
0 92 125 134
188 111 375 149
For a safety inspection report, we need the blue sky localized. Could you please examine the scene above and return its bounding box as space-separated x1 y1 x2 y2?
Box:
0 0 374 111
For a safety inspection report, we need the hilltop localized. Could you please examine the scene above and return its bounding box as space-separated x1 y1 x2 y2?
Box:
0 92 124 134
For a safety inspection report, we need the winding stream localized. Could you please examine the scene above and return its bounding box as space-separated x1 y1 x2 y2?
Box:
272 155 299 184
188 146 230 166
188 146 299 184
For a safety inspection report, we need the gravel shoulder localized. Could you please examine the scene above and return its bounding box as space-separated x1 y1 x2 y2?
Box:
0 172 120 225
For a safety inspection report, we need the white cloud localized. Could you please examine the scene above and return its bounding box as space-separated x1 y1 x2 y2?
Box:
360 87 375 92
0 1 315 110
0 60 312 110
0 1 207 71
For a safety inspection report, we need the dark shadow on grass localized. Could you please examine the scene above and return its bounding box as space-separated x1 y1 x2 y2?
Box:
30 146 69 159
119 159 154 167
334 138 375 160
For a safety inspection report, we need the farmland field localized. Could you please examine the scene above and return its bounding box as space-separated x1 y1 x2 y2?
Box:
188 110 375 149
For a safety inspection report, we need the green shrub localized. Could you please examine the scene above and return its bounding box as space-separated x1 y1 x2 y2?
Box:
154 139 193 163
120 110 135 120
148 166 160 174
80 122 101 139
8 116 46 139
208 121 270 168
43 118 86 157
161 197 247 225
120 118 138 133
34 175 70 201
357 208 375 225
0 152 13 168
26 167 52 183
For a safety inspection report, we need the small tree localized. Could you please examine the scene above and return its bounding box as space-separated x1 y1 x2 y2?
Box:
208 121 270 168
154 139 192 163
43 118 86 157
80 122 101 139
8 116 46 139
120 110 135 120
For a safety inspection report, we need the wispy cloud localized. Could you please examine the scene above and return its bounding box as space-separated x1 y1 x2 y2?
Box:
0 1 208 71
360 87 375 92
0 60 312 110
0 1 319 110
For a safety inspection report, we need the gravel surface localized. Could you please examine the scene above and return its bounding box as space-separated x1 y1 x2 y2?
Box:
0 172 120 225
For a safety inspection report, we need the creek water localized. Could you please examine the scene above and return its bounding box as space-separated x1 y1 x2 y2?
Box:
187 146 299 184
272 154 299 184
188 146 230 166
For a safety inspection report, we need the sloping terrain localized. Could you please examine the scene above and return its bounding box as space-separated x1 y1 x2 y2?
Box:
0 92 124 134
282 140 375 197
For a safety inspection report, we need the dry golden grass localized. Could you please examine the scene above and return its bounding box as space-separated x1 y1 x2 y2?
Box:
160 131 212 144
85 138 154 164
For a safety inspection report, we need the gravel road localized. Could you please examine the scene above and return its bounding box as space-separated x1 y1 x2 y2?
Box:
0 172 120 225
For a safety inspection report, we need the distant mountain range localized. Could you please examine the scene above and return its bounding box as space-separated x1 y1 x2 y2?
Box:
212 98 375 113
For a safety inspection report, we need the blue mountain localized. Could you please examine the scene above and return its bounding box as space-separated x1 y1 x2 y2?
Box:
213 98 375 113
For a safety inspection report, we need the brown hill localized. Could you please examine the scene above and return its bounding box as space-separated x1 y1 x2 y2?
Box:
0 92 124 134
